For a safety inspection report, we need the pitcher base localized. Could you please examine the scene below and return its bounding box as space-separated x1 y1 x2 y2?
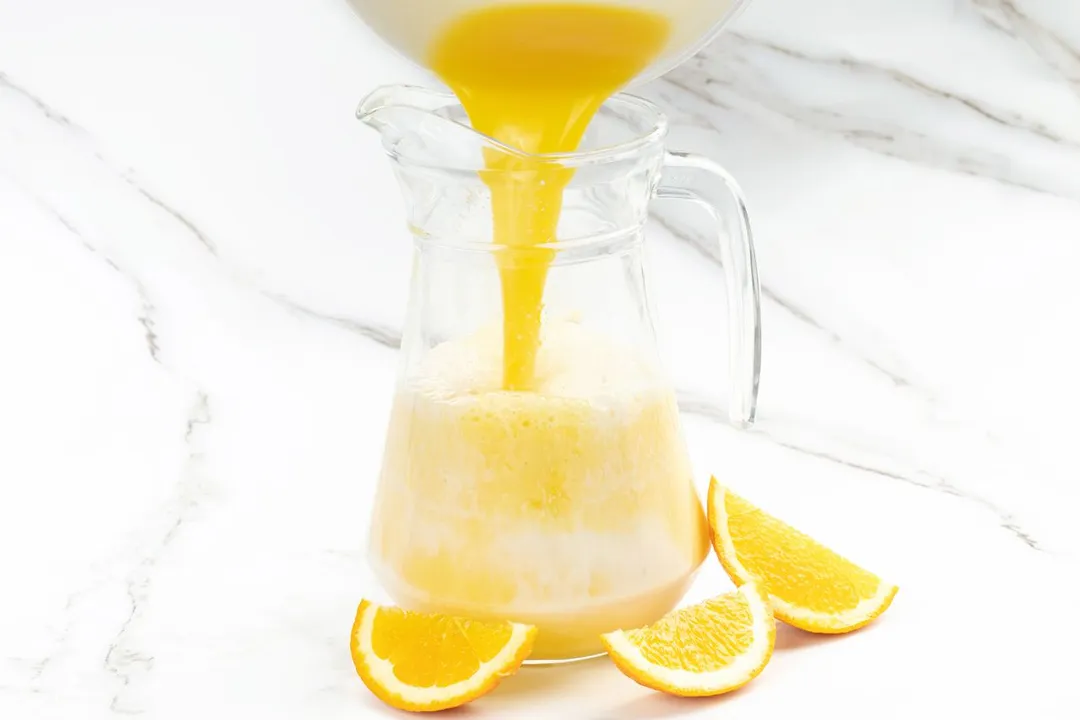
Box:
373 562 699 662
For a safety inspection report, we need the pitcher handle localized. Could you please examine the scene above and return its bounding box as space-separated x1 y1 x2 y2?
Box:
655 151 762 428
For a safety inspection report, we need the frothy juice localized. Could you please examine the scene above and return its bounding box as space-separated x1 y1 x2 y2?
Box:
428 3 670 390
370 324 709 659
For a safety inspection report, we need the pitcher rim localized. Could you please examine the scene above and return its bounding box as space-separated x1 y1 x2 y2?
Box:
357 85 669 172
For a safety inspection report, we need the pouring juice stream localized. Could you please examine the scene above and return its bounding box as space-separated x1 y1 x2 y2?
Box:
428 3 670 389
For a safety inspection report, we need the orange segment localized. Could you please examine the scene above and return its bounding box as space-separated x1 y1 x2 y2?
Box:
350 600 536 712
600 582 775 697
708 478 898 634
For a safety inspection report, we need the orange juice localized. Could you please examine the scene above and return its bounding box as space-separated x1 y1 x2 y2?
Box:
370 323 709 659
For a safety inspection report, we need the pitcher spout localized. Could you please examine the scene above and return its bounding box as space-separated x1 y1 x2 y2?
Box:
358 84 496 167
357 85 457 127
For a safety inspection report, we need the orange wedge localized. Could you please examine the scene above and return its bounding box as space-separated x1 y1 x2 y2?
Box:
600 582 775 697
708 478 898 634
350 600 537 712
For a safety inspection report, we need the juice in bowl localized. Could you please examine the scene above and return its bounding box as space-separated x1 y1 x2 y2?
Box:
357 0 762 666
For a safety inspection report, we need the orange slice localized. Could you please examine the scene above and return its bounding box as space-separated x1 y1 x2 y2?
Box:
708 478 898 634
600 582 775 697
349 600 537 712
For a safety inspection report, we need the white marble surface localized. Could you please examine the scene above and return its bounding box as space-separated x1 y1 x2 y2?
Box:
2 0 1079 717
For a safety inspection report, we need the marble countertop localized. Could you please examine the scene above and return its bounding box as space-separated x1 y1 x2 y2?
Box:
2 0 1079 717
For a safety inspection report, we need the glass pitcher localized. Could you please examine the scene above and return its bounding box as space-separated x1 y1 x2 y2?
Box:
359 85 761 661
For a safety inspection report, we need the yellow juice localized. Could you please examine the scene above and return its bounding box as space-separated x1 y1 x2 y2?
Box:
370 323 709 659
428 3 670 390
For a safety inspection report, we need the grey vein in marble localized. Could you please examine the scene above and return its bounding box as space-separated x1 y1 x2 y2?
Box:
105 391 211 715
262 290 403 349
0 71 77 129
78 233 162 362
123 178 219 257
7 179 164 364
677 390 1043 552
740 32 1077 148
973 0 1080 94
655 33 1080 199
23 592 77 691
0 69 218 258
